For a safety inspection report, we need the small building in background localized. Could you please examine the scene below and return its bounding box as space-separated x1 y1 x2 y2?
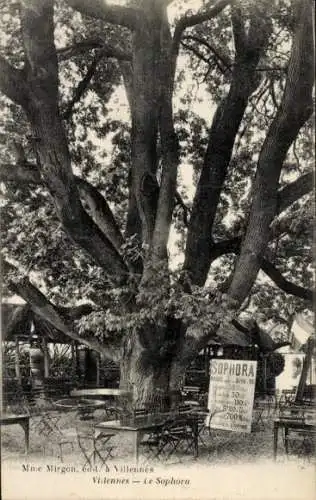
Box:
275 311 315 400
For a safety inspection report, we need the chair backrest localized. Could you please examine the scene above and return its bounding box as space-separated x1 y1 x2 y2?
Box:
178 403 191 414
133 408 148 418
165 415 192 435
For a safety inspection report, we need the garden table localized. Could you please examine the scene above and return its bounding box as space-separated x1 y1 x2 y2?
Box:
70 389 133 420
0 414 30 454
70 388 131 398
95 410 201 464
54 398 106 420
273 417 316 459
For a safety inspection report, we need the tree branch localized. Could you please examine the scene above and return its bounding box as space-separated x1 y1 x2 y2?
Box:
65 0 141 30
62 44 132 120
231 6 246 52
175 190 190 227
0 162 41 183
260 259 313 302
180 41 211 66
210 237 313 302
228 0 314 305
2 258 119 359
0 55 28 106
149 13 179 264
174 0 233 36
18 0 129 285
277 172 313 214
75 177 124 254
171 0 232 76
62 51 103 121
58 39 132 61
184 4 271 286
182 35 232 71
0 162 125 256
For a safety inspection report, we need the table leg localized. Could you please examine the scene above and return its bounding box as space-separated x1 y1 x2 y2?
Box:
273 421 278 460
132 431 141 464
193 420 199 459
284 426 289 455
20 419 30 455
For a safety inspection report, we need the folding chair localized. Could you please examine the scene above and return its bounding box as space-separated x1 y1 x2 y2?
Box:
139 425 167 464
252 401 265 431
158 416 196 461
39 422 76 461
194 413 209 448
77 427 116 468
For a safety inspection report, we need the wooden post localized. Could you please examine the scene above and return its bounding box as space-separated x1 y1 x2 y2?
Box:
15 337 21 383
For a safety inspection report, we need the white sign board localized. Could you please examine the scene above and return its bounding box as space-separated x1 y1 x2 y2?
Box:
207 359 257 433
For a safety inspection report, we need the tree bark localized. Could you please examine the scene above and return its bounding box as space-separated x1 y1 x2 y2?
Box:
150 9 180 264
120 323 184 410
184 4 271 285
228 0 314 305
16 0 130 285
65 0 141 29
130 4 161 247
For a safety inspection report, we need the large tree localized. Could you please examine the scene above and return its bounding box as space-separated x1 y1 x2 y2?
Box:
0 0 314 409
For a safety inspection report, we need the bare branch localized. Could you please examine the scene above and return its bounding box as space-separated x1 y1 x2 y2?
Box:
209 237 313 302
149 16 179 264
18 0 129 285
175 190 190 227
65 0 141 29
61 41 133 120
0 55 28 106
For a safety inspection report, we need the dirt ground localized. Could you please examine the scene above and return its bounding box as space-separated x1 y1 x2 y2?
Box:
1 407 315 500
2 406 315 464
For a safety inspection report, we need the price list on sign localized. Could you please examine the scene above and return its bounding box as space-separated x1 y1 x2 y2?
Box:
207 359 257 433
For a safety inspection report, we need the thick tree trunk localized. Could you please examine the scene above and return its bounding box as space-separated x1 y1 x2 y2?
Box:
119 321 185 412
130 11 161 246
